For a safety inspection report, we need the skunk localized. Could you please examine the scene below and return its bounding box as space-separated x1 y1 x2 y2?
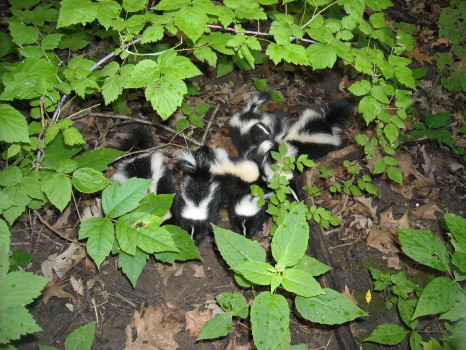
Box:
175 147 221 243
282 99 354 159
229 92 272 154
111 129 176 220
229 193 268 237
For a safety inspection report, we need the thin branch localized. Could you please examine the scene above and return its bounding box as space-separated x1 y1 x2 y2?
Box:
74 112 203 147
201 104 220 146
33 210 84 246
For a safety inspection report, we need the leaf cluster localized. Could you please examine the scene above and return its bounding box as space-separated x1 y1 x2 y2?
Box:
200 203 367 349
365 213 466 349
79 178 201 287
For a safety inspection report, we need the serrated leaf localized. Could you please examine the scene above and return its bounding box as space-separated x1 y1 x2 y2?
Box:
0 271 49 343
158 51 202 80
193 46 217 67
364 323 408 345
174 6 208 42
154 0 190 11
102 178 152 218
8 20 39 45
122 0 147 12
250 292 289 350
395 66 416 89
0 219 10 276
358 96 382 123
197 312 233 340
412 277 462 319
384 123 399 143
126 60 160 88
57 0 97 28
0 166 22 187
145 76 187 120
369 13 386 28
0 104 30 143
72 168 110 193
96 0 120 29
41 33 63 50
118 248 148 288
348 80 371 96
64 321 96 350
79 217 114 268
63 127 85 146
271 202 309 267
102 75 126 105
397 228 450 272
296 288 367 325
213 224 266 268
282 268 325 297
141 23 164 44
371 85 390 103
75 148 124 171
216 292 248 318
42 173 72 211
234 261 274 285
216 56 234 78
387 165 403 184
307 43 337 69
294 255 331 276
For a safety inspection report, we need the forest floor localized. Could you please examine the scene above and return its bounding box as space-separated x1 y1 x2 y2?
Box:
10 1 465 350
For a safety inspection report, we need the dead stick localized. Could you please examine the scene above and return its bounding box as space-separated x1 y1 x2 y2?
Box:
33 210 84 246
201 104 220 146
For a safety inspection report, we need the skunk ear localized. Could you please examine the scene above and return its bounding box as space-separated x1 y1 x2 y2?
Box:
324 98 354 130
118 128 155 152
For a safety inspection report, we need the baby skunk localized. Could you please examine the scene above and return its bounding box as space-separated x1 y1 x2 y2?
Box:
111 129 176 220
282 99 354 159
175 147 221 243
209 147 268 237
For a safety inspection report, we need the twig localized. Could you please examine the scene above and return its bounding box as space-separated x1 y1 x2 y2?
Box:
75 112 203 146
201 104 220 145
33 210 85 246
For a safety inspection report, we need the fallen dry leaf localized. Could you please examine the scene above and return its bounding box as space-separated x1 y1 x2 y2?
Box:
189 263 205 278
404 48 433 65
385 255 401 270
185 307 215 338
155 263 184 286
354 196 377 217
343 285 358 305
367 228 399 255
41 243 78 278
125 304 184 350
379 207 410 231
43 280 74 305
70 276 84 296
412 203 442 220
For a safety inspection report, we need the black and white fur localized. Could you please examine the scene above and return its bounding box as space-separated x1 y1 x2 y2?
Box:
175 147 221 243
111 129 176 220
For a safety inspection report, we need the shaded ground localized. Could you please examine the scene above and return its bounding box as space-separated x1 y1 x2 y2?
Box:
9 2 465 350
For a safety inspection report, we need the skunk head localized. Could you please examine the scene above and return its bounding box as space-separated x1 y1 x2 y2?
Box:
229 194 268 238
178 179 221 244
174 147 214 177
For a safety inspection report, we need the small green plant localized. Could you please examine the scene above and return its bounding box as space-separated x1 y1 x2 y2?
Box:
177 102 211 130
0 219 49 345
411 111 466 161
199 203 367 349
38 321 96 350
435 0 465 93
364 213 466 348
79 178 201 287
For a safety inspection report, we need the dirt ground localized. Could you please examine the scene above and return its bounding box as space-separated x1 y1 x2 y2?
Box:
8 3 466 350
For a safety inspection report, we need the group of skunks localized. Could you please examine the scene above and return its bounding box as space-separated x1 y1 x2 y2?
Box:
111 93 354 244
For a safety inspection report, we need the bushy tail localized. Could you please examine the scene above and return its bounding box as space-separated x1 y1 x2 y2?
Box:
174 147 213 177
242 92 271 115
118 128 155 152
324 98 354 129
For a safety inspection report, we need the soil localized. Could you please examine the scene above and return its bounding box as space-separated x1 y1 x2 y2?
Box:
7 2 466 350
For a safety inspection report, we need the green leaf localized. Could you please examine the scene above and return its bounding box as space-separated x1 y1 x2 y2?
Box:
102 75 126 105
122 0 147 12
282 268 325 297
294 255 331 276
395 66 416 89
0 271 49 343
145 76 187 120
0 104 30 143
57 0 97 27
96 0 120 29
79 217 114 268
8 20 39 45
271 202 309 267
72 168 110 193
216 292 248 318
250 292 290 350
252 77 267 92
64 321 96 350
41 33 63 50
409 331 422 350
358 96 382 123
195 103 211 116
371 85 390 103
364 323 408 345
348 80 371 96
234 261 274 285
136 193 175 218
425 112 451 129
0 219 11 276
42 133 83 169
158 51 203 80
118 248 148 288
307 43 337 69
216 56 234 78
126 60 159 88
154 225 201 263
397 299 419 329
102 179 152 218
42 173 72 212
369 13 386 28
193 46 217 67
75 148 124 171
154 0 190 11
384 123 399 143
295 288 367 325
175 6 208 42
0 166 22 187
213 224 266 268
397 228 450 272
197 312 233 340
387 165 403 184
412 277 462 319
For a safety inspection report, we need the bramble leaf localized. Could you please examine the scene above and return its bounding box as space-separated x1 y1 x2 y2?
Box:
0 104 30 143
118 248 148 288
79 217 114 268
75 148 124 171
102 179 151 218
145 76 187 120
364 323 408 345
42 173 72 211
281 268 324 297
175 6 208 42
57 0 97 28
72 168 110 193
154 225 201 263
